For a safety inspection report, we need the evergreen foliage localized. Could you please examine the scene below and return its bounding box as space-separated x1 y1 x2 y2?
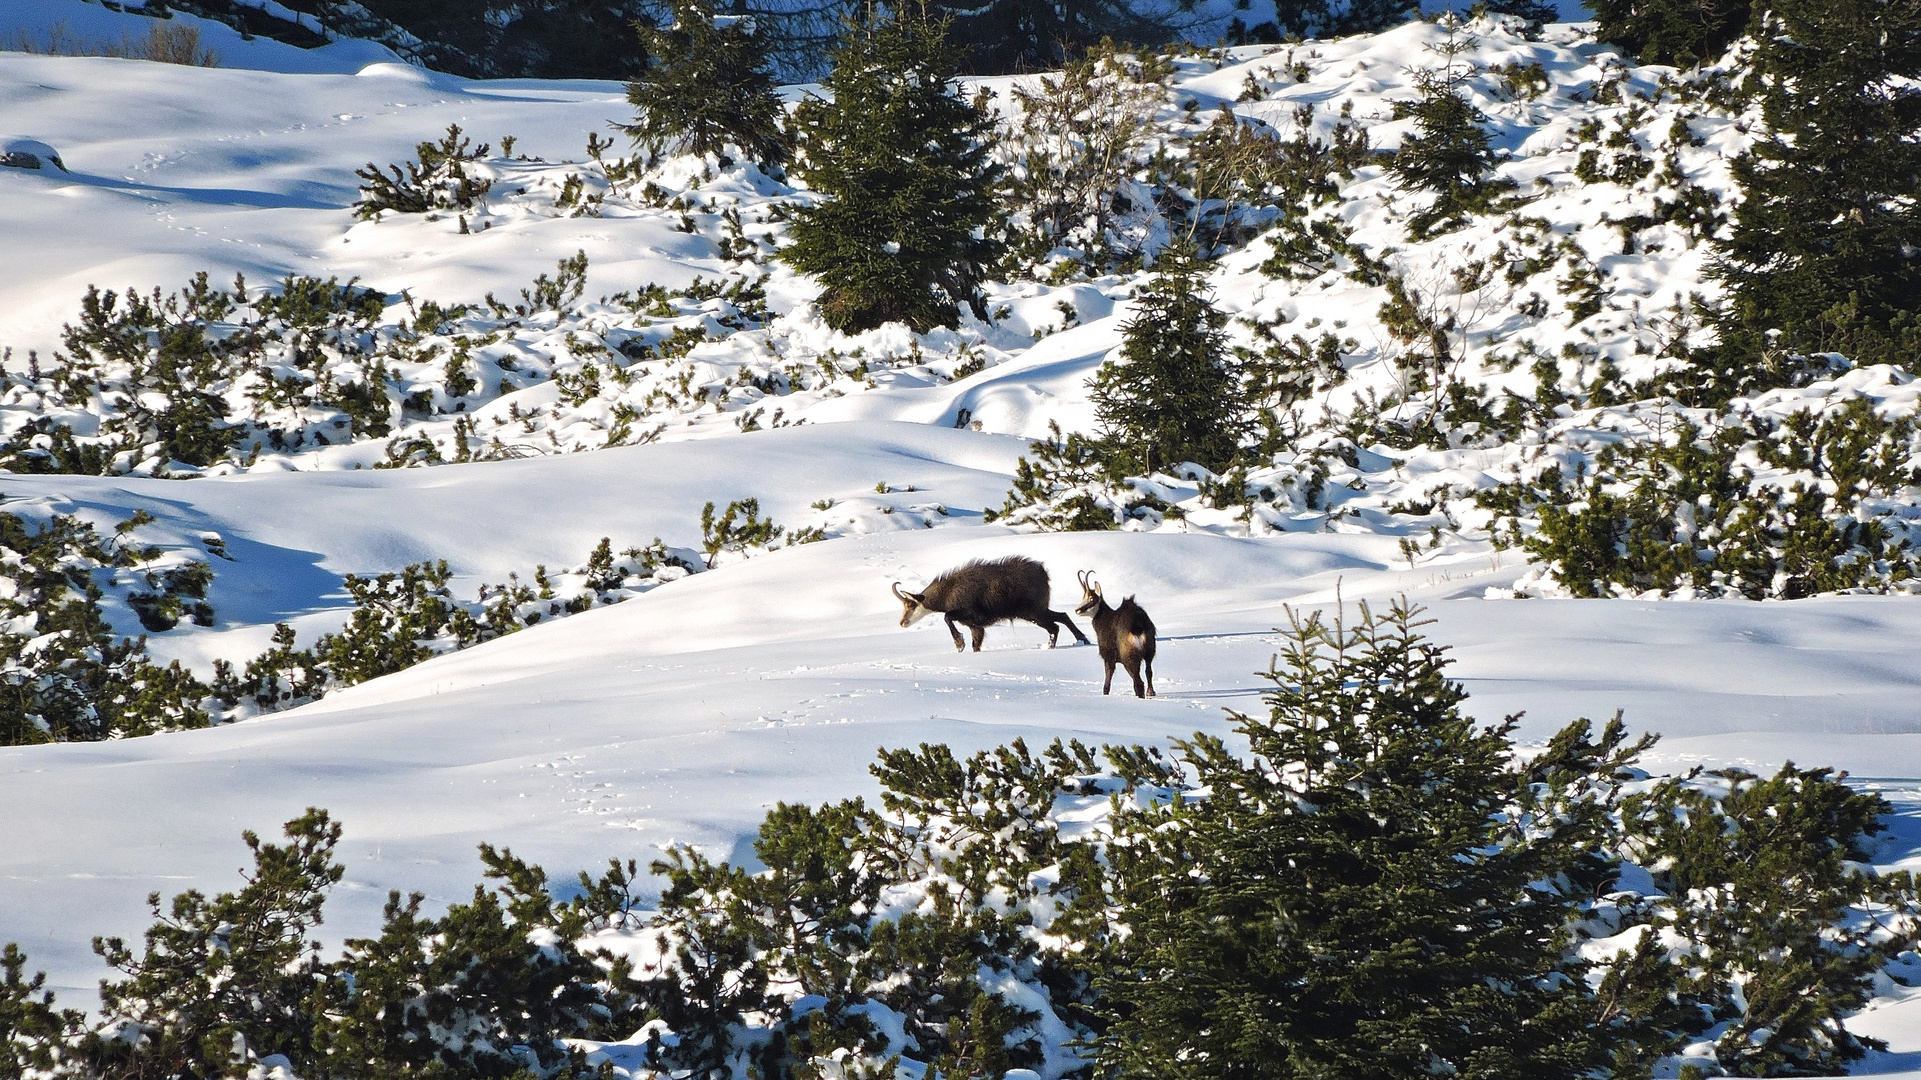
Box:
1714 0 1921 376
354 125 493 220
0 259 795 478
1089 250 1245 474
0 945 81 1079
923 0 1178 73
0 529 714 745
699 498 786 567
1622 765 1920 1075
1589 0 1751 66
989 421 1138 530
1482 399 1921 598
999 44 1169 268
0 511 217 746
1097 600 1657 1079
1390 66 1515 238
781 9 1004 333
86 810 343 1080
621 0 786 169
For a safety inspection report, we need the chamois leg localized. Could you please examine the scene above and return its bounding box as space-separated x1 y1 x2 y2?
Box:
944 615 966 652
1144 654 1156 697
1124 657 1146 699
970 624 987 652
1102 658 1116 695
1053 611 1089 645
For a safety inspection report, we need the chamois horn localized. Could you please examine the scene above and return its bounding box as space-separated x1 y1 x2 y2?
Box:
892 581 909 601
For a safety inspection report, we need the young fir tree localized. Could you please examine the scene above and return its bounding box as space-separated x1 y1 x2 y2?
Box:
1089 250 1243 474
620 0 786 169
780 8 1004 333
1712 0 1921 382
1390 66 1514 238
1097 600 1663 1080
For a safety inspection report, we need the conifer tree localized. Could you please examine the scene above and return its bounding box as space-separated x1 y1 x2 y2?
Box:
1713 0 1921 378
780 8 1004 333
1096 601 1660 1080
621 0 786 169
1089 250 1243 474
1589 0 1751 66
0 945 80 1079
1391 64 1514 238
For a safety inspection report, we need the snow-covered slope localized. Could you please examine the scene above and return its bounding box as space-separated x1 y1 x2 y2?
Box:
4 16 1921 1071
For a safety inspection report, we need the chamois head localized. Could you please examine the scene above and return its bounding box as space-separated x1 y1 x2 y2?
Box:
1074 570 1105 617
893 581 935 627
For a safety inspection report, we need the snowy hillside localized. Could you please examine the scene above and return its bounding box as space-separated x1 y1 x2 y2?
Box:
5 10 1921 1078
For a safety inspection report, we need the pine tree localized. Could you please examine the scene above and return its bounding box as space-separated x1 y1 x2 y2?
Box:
1391 65 1514 238
780 8 1004 333
1088 250 1243 474
1713 0 1921 378
621 0 787 169
0 945 81 1079
1624 765 1920 1075
87 810 344 1079
1096 600 1661 1080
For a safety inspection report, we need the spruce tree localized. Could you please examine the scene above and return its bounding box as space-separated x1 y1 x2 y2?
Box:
1089 250 1243 474
1391 67 1514 238
1713 0 1921 378
780 9 1003 333
621 0 786 169
1097 601 1658 1080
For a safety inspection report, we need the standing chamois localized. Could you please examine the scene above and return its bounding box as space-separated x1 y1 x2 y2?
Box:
894 555 1089 652
1074 570 1157 697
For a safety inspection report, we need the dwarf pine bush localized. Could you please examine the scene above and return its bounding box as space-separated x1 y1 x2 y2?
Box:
353 124 493 220
1483 398 1921 598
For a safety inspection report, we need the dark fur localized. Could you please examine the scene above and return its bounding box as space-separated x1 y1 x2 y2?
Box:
895 556 1089 652
1074 573 1157 697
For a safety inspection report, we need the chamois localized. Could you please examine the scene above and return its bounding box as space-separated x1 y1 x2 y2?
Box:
1074 570 1157 698
893 555 1089 652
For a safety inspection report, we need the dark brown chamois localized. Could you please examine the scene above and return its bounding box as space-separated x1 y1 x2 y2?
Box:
894 555 1089 652
1074 570 1156 697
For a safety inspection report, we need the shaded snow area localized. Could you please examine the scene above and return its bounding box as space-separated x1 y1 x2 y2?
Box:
3 8 1921 1077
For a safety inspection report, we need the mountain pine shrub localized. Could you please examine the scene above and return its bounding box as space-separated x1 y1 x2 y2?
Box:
988 420 1137 530
1483 399 1921 598
86 809 344 1079
354 124 493 220
0 511 218 745
781 9 1004 332
0 944 81 1079
998 44 1168 269
1619 765 1920 1075
620 0 786 169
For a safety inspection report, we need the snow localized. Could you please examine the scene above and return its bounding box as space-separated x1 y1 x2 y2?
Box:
2 6 1920 1072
